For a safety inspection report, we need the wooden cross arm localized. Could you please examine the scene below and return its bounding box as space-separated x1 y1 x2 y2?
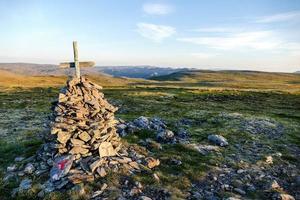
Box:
59 61 95 68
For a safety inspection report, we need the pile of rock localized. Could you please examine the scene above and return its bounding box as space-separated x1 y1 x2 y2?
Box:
117 116 189 144
7 77 160 195
49 77 159 183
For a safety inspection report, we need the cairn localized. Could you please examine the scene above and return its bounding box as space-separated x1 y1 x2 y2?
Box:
6 42 159 195
48 77 159 185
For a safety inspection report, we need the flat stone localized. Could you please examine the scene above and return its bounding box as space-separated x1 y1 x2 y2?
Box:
57 131 71 144
54 179 69 190
50 155 75 181
97 167 107 177
191 144 220 155
145 157 160 169
234 188 246 195
78 131 91 142
71 138 85 146
99 142 116 158
91 183 108 198
14 156 25 162
129 161 140 170
24 163 35 174
7 165 17 172
70 146 89 155
19 178 32 190
68 173 94 184
89 159 104 172
140 196 152 200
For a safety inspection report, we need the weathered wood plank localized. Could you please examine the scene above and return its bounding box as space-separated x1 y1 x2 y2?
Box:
59 61 95 68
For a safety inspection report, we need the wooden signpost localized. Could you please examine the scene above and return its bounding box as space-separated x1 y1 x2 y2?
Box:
60 41 95 78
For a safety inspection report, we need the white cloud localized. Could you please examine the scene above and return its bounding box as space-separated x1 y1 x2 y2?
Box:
143 3 173 15
136 23 175 42
193 27 237 33
178 31 280 50
256 11 300 23
190 53 216 59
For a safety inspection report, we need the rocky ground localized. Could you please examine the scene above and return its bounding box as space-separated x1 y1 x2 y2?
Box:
0 86 299 200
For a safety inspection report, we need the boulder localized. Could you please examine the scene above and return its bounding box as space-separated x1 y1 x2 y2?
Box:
156 129 174 142
208 134 228 146
133 116 150 129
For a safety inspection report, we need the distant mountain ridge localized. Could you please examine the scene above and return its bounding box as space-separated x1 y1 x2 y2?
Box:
0 63 189 79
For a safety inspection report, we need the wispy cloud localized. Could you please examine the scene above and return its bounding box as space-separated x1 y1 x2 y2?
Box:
193 27 237 33
136 23 175 42
191 52 217 59
143 3 173 15
178 31 280 50
256 11 300 23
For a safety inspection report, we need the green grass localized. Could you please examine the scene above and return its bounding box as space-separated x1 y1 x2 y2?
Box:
0 77 299 199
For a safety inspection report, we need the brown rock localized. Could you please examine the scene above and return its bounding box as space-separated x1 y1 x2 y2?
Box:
145 157 160 169
79 131 91 142
97 167 107 177
58 93 68 103
129 161 140 170
68 173 94 184
153 173 160 182
57 131 71 144
89 159 104 172
69 146 89 155
71 138 85 146
99 142 116 158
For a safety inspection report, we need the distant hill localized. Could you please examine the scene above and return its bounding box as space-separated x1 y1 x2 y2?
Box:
98 66 190 79
0 63 188 79
149 69 300 91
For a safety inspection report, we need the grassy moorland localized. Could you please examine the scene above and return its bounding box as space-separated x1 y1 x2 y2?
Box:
0 70 299 199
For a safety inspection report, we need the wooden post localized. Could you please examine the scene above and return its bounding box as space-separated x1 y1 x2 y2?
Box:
73 41 80 78
59 42 94 77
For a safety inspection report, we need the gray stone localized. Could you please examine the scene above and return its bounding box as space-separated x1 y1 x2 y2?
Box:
156 129 174 142
19 178 32 190
234 188 246 195
133 116 150 129
42 180 55 193
7 164 17 172
191 144 220 155
140 196 152 200
208 134 228 146
14 156 25 162
50 155 75 181
24 163 35 174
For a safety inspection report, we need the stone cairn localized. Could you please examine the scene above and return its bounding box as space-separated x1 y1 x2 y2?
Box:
33 77 159 191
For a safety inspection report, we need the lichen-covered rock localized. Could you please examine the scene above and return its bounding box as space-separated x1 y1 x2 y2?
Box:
156 129 174 143
208 134 228 147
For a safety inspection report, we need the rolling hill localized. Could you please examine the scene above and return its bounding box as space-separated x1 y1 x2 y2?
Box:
150 70 300 92
0 63 186 79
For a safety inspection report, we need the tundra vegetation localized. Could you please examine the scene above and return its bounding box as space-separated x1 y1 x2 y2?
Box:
0 70 299 199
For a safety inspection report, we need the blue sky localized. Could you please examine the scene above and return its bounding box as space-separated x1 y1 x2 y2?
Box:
0 0 299 72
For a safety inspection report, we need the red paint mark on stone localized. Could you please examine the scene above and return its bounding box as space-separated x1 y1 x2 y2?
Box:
57 159 68 170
